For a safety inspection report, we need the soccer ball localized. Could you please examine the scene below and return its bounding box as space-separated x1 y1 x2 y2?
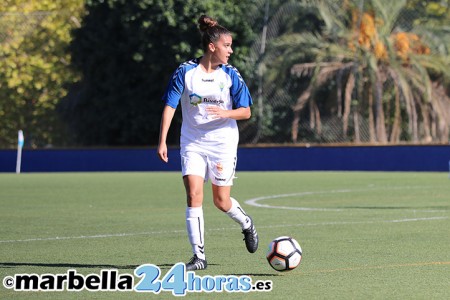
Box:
266 236 302 271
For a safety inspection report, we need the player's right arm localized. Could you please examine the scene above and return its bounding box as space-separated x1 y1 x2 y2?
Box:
158 61 189 162
157 105 176 163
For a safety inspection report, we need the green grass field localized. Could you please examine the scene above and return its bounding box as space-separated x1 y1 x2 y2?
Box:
0 171 449 299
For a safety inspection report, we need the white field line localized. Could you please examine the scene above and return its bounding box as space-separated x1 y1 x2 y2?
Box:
244 187 447 212
1 187 447 244
245 191 348 211
0 216 447 244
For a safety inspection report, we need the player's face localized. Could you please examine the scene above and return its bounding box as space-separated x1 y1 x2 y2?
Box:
211 34 233 65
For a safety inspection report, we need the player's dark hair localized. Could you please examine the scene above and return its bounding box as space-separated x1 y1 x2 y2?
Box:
198 15 231 52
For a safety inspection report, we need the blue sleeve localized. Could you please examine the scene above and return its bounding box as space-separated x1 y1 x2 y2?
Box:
227 66 253 109
162 65 185 109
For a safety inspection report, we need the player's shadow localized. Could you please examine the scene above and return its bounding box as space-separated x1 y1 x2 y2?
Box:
143 264 277 276
0 262 139 270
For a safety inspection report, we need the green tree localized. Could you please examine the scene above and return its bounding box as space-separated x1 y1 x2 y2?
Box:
60 0 260 146
263 0 450 143
0 0 85 148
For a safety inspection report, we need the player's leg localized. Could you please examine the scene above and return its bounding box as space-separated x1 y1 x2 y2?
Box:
181 151 208 270
184 175 207 270
209 156 258 253
211 184 258 253
184 174 204 207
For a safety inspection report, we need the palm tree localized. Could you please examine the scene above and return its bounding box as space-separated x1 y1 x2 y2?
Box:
264 0 450 143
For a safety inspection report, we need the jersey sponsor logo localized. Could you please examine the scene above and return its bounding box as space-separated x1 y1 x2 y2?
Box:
189 93 203 106
201 78 214 82
203 98 224 105
189 93 224 106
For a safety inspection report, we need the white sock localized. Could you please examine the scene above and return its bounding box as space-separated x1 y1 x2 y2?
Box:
186 206 205 260
226 197 251 230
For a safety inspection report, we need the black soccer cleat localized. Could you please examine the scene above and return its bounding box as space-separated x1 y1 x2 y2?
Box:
185 255 207 271
242 217 258 253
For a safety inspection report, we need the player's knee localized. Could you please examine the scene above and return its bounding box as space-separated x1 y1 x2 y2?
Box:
213 196 231 212
186 191 203 206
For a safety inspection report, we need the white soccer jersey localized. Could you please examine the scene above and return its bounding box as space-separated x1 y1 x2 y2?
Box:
163 58 253 157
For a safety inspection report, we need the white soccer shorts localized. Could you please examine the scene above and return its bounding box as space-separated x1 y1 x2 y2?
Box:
181 151 236 186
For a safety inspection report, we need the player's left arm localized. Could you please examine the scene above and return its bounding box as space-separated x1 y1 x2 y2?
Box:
206 106 251 120
206 66 253 120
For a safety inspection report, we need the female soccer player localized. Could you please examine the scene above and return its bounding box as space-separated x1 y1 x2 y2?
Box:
157 15 258 270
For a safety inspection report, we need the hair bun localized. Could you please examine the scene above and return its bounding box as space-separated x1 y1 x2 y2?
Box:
198 14 218 32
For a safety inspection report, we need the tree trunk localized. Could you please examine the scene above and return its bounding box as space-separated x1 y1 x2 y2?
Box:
389 84 401 142
374 72 387 143
367 85 376 142
343 72 355 137
292 86 313 142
